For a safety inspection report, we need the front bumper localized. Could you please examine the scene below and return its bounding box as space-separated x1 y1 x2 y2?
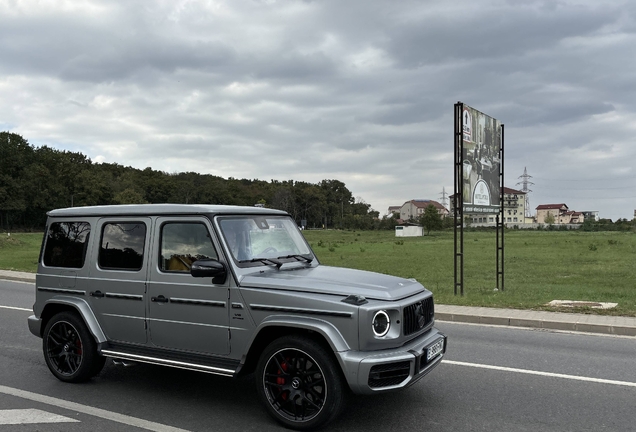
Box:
338 328 447 395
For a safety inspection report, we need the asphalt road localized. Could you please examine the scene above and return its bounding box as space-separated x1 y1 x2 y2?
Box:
1 279 635 431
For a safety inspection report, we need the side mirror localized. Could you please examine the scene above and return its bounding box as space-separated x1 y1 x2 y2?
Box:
191 259 227 284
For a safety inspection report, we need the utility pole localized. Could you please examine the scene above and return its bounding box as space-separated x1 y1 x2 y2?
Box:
516 167 534 217
439 187 449 210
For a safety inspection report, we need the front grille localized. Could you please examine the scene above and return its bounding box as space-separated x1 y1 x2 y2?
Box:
403 297 434 336
368 361 411 388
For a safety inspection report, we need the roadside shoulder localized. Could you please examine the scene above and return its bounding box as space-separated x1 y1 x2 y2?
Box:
436 304 636 337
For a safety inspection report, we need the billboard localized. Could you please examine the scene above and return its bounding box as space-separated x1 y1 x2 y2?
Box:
460 105 501 214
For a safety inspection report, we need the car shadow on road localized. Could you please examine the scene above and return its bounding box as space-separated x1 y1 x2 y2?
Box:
86 360 446 431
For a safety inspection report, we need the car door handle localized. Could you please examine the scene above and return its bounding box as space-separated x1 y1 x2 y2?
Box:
151 295 169 303
90 290 105 298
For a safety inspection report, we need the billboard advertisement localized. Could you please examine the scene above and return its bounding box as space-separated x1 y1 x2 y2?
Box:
461 105 501 214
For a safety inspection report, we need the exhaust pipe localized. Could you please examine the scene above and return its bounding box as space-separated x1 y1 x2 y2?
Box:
112 359 138 367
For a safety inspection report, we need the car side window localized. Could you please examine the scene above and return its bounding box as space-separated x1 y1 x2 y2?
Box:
160 222 218 272
99 222 147 271
43 222 91 268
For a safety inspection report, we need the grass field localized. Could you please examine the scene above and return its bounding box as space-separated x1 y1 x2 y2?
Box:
303 229 636 317
0 233 42 272
1 229 635 316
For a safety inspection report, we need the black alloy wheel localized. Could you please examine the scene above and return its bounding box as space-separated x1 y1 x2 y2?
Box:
43 311 105 382
257 336 345 430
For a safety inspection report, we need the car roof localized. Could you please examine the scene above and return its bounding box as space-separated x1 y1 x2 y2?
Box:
47 204 288 218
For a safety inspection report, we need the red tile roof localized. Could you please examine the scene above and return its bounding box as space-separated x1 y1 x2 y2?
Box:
408 199 446 210
536 204 568 210
502 187 525 194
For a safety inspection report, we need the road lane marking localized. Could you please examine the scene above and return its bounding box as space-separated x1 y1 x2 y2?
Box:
0 305 31 312
0 385 190 432
0 409 80 425
443 360 636 388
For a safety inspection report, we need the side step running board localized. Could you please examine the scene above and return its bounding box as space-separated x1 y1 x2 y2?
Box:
101 349 237 377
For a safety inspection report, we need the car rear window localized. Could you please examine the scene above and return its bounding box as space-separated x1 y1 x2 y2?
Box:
42 222 91 268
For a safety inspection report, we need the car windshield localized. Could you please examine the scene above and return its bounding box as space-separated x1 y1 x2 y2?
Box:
218 216 313 264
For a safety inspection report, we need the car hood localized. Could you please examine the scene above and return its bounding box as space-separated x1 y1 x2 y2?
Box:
238 265 427 301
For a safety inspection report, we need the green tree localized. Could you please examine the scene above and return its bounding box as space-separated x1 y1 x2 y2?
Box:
581 217 596 232
320 179 353 228
114 188 148 204
419 204 442 235
0 132 33 228
544 213 555 225
0 132 384 230
378 215 399 230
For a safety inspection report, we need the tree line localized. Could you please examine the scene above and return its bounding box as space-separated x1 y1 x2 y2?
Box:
1 132 397 231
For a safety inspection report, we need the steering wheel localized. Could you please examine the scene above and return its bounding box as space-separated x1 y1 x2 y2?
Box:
261 247 278 254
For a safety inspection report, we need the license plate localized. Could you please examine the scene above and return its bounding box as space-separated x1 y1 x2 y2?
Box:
426 338 444 361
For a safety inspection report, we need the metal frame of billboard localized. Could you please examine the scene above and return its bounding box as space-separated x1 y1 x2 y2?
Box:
453 102 505 295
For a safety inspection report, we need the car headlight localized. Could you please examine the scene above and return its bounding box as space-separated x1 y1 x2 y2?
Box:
372 310 390 337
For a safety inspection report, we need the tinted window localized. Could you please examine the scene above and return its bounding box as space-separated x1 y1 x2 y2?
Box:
160 223 218 272
43 222 91 268
99 222 146 271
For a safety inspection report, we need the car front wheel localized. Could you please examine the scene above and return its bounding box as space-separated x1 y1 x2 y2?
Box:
256 336 345 430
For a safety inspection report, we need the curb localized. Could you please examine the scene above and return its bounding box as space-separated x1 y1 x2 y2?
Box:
0 273 36 284
2 276 35 283
435 309 636 337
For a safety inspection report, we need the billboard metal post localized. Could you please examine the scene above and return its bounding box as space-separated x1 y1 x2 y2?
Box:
496 125 505 291
454 102 503 296
453 102 464 296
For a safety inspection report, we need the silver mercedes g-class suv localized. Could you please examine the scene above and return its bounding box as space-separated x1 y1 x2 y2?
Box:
28 204 446 430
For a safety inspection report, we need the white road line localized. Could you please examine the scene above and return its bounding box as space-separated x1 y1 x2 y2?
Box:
443 360 636 388
0 385 190 432
0 409 80 425
0 305 31 312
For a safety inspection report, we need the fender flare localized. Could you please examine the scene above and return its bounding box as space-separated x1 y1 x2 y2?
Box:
41 296 107 343
251 314 352 353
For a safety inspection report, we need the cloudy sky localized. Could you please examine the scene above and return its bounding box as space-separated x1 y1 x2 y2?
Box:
1 0 635 220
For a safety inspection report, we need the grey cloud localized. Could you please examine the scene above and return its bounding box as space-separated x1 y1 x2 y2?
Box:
2 0 636 220
384 2 622 68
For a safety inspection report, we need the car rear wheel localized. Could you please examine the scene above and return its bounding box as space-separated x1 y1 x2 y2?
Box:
43 311 105 382
256 336 345 430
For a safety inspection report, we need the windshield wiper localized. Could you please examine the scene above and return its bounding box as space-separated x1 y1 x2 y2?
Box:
277 254 313 263
241 257 283 269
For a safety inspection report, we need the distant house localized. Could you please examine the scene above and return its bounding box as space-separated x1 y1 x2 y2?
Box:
399 199 448 221
449 187 528 225
387 206 401 217
581 211 600 221
536 204 567 223
501 187 527 224
535 204 582 224
562 211 584 224
395 222 423 237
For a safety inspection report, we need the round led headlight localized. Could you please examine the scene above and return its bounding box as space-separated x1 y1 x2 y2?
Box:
372 310 390 337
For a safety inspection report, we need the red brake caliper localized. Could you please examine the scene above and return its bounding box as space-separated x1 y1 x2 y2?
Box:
278 359 288 400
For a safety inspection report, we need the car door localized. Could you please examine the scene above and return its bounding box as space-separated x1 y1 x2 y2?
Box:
87 217 151 344
146 216 230 355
